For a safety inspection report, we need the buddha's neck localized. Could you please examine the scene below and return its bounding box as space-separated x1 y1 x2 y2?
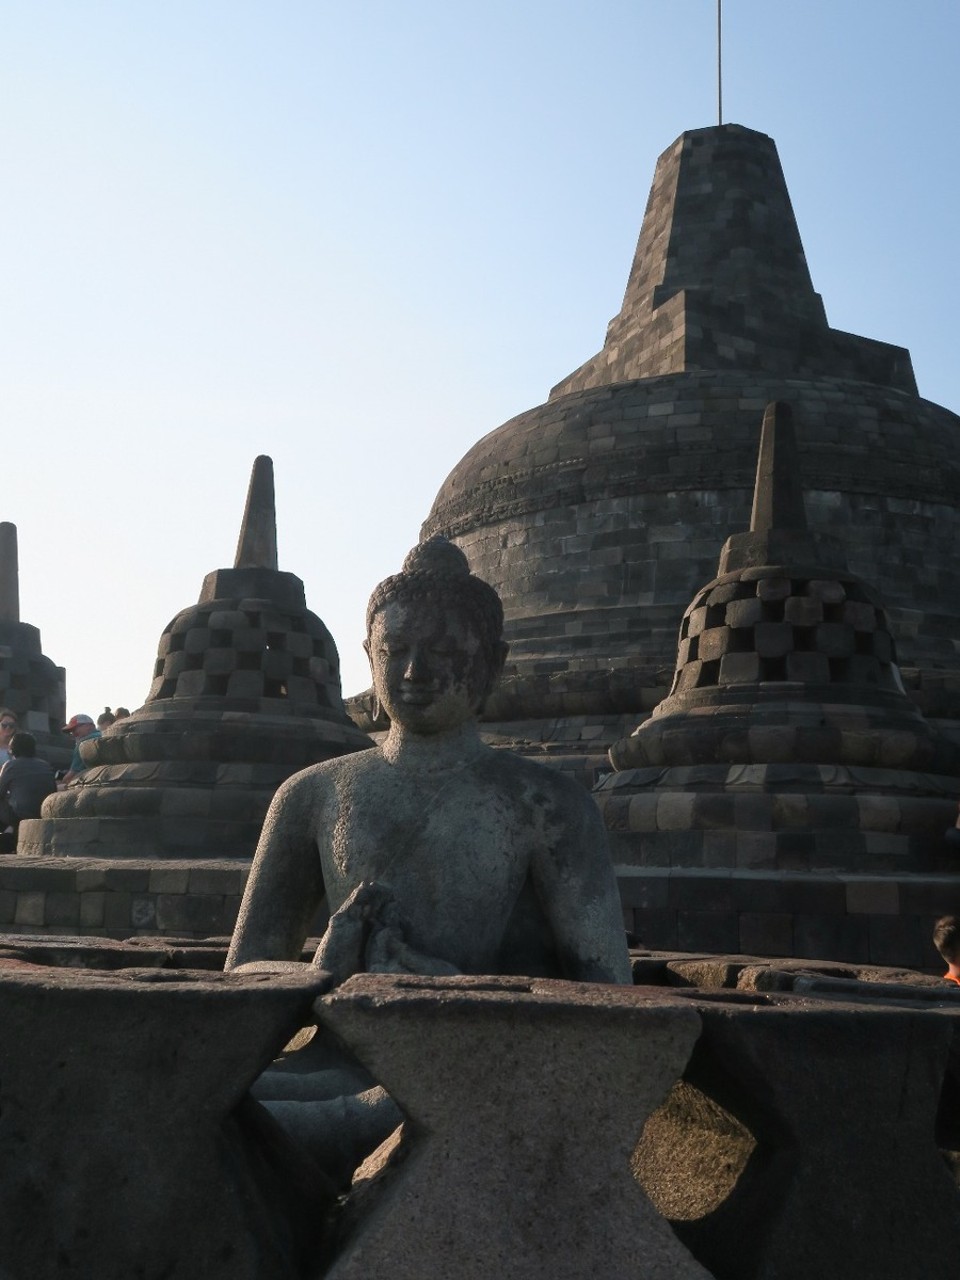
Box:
380 720 486 769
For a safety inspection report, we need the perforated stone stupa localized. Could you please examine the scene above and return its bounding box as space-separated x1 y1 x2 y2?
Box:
0 522 69 768
421 124 960 781
19 456 370 863
595 402 959 967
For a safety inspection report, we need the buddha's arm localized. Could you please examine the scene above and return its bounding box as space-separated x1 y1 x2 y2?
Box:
535 783 632 984
225 773 327 971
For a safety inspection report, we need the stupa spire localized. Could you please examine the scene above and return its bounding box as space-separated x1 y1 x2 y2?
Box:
0 522 20 624
234 455 278 571
749 401 807 533
718 401 843 575
551 125 915 399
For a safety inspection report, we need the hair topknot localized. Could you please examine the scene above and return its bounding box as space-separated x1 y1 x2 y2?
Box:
401 536 470 578
367 536 504 652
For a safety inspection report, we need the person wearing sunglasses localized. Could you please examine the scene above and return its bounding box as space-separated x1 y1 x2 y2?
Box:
0 710 18 766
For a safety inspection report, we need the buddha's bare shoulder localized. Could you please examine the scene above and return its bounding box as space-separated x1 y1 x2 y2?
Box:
480 746 599 815
269 747 382 805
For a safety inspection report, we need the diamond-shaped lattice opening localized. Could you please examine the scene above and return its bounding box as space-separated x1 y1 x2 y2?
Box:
251 1020 403 1195
632 1078 756 1222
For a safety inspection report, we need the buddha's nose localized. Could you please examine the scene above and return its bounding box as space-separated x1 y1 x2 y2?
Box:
403 649 428 682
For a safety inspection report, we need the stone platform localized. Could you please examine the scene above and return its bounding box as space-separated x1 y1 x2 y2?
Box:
0 857 253 938
616 865 957 971
0 851 956 971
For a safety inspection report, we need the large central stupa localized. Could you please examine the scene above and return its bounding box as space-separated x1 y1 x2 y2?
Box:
422 125 960 782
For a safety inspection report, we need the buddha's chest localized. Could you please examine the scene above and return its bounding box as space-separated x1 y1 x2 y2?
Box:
321 769 534 915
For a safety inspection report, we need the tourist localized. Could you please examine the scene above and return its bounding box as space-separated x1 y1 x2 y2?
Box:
113 706 130 720
933 916 960 986
60 713 101 786
0 709 18 766
0 732 57 835
97 708 116 730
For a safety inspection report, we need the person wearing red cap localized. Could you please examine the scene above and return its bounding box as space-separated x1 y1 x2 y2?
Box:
60 714 101 787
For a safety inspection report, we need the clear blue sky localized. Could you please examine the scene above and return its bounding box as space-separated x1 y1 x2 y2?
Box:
2 1 958 715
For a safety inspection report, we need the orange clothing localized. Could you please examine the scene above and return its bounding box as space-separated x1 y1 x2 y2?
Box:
943 972 960 986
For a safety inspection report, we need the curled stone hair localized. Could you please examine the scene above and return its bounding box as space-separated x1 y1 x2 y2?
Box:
366 536 504 656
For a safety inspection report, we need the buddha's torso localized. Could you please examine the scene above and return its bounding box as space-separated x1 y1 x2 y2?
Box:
308 747 560 974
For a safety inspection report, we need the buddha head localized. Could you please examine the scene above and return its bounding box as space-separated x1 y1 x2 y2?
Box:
365 537 508 733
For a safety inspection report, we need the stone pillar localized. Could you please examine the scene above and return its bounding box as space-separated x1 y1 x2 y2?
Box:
318 973 711 1280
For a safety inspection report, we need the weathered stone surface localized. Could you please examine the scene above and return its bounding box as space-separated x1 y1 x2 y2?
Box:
228 539 630 987
0 523 69 766
420 125 960 745
20 457 370 865
636 991 960 1279
0 964 330 1280
318 974 711 1280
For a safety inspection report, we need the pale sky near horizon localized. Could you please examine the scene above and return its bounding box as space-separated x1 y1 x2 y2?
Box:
2 1 959 718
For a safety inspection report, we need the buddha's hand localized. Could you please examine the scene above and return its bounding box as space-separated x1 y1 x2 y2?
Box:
365 899 460 977
312 880 395 986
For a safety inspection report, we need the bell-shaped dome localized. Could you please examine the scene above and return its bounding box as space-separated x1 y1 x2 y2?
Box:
20 457 370 860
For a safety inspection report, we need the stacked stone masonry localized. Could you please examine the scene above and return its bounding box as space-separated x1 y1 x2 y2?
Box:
149 597 341 707
425 373 960 722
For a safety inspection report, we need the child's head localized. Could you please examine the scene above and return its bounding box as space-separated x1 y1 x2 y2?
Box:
9 732 36 759
933 916 960 965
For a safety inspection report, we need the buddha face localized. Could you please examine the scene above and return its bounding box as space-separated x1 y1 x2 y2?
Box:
365 600 499 734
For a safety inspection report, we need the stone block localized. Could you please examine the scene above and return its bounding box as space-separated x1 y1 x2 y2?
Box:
735 832 778 870
668 874 735 913
617 871 670 911
841 601 878 630
724 597 763 628
793 913 870 964
805 580 847 603
633 909 679 950
677 910 739 954
684 607 708 639
131 897 158 929
80 892 106 928
697 627 731 662
845 879 900 915
627 794 659 832
647 996 960 1279
783 596 823 626
0 890 15 924
692 793 735 830
45 892 81 927
785 651 831 682
770 793 809 829
738 912 793 956
657 793 697 831
319 974 711 1280
148 867 191 894
701 832 737 867
104 893 134 931
0 966 328 1278
156 893 229 935
867 915 925 969
733 794 773 831
756 577 791 601
746 726 797 762
189 867 247 896
14 892 45 926
719 652 761 684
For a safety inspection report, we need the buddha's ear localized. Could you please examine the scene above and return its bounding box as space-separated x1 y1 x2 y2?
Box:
494 640 509 678
482 641 509 701
363 637 373 675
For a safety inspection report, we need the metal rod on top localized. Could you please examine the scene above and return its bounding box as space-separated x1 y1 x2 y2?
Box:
717 0 723 125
